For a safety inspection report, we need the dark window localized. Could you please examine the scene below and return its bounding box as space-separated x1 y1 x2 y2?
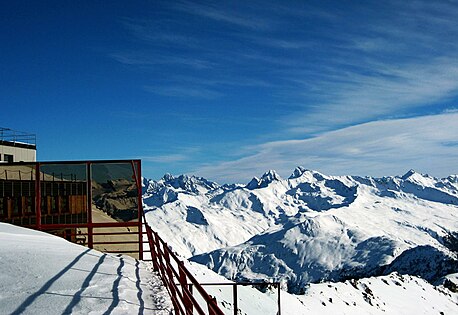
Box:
60 196 69 213
41 197 45 213
24 196 35 214
51 196 58 214
4 154 13 163
12 197 22 216
0 197 6 217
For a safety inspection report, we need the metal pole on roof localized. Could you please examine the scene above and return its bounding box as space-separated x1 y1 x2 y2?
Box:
35 163 41 230
86 161 93 249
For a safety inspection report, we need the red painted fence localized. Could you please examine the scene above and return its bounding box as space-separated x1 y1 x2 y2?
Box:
142 212 225 315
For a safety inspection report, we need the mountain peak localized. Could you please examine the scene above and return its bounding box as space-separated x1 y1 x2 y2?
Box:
401 169 417 180
261 170 281 181
146 173 219 196
246 170 281 189
289 166 308 179
246 176 261 190
162 173 174 181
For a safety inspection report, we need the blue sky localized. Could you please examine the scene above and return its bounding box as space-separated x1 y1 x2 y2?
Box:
1 1 457 183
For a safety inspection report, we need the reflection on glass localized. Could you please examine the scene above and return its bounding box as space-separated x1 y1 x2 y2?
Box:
0 161 142 259
39 163 87 225
91 162 139 222
0 164 36 225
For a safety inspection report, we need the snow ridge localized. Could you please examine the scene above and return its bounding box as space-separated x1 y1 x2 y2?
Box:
143 168 458 295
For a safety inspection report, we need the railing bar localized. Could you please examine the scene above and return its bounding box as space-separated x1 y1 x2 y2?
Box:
92 231 138 235
142 215 225 315
66 232 140 237
179 284 206 315
102 250 140 253
170 272 206 315
92 241 140 245
191 282 281 286
155 233 221 307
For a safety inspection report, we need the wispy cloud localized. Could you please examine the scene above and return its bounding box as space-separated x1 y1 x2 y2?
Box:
173 1 270 30
261 0 458 135
169 74 272 88
110 52 214 69
114 1 458 173
141 153 190 163
192 112 458 183
140 146 202 164
282 56 458 133
143 85 222 99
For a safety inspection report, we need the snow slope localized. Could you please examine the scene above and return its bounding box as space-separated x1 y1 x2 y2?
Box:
0 223 172 315
143 168 458 294
185 260 458 315
3 219 453 315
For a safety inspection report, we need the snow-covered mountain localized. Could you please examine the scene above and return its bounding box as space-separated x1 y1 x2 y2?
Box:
185 259 458 315
143 168 458 295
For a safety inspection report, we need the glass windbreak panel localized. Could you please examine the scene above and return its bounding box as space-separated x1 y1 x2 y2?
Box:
237 283 280 315
0 164 35 224
39 163 87 225
91 162 139 222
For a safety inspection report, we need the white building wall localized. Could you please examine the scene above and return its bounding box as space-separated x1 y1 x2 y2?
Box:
0 144 36 162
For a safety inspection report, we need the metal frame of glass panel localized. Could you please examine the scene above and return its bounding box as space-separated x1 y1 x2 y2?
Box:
0 160 143 259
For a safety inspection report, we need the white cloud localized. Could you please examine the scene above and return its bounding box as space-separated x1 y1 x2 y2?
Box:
282 57 458 134
143 85 221 99
110 52 214 69
141 154 189 163
173 1 270 30
116 2 458 175
191 112 458 183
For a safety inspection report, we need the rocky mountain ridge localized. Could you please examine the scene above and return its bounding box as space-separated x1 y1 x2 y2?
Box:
143 168 458 293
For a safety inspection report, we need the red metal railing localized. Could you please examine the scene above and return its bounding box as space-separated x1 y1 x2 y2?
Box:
198 282 281 315
141 220 282 314
1 160 278 314
142 213 225 315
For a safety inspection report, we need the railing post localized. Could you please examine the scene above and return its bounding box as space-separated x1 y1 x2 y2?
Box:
233 284 238 315
35 163 41 230
208 296 219 315
147 226 159 271
164 245 180 315
142 222 225 315
179 261 193 314
132 160 143 260
86 162 93 249
154 232 162 270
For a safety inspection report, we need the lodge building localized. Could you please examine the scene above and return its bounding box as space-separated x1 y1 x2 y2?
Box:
0 127 143 256
0 128 87 233
0 127 36 163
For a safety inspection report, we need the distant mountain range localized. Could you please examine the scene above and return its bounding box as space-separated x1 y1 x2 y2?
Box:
142 168 458 294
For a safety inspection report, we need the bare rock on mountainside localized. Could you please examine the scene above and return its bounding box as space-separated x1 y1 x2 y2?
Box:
93 179 138 221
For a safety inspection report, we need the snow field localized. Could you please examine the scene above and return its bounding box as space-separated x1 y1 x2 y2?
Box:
0 223 172 315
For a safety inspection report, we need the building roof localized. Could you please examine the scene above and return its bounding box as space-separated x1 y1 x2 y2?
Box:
0 127 36 149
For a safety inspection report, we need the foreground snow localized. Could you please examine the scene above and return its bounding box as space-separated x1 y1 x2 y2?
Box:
0 223 172 315
1 220 455 315
184 260 458 315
